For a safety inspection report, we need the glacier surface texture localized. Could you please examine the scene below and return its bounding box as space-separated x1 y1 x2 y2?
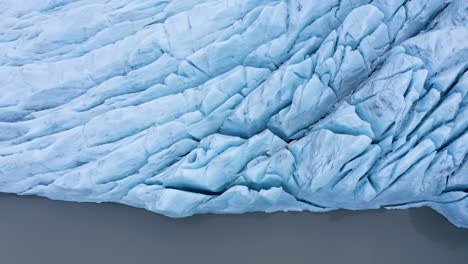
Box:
0 0 467 227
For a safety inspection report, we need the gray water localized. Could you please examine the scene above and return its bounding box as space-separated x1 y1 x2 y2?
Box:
0 193 467 263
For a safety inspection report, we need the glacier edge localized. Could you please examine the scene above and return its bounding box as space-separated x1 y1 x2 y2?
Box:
0 0 467 228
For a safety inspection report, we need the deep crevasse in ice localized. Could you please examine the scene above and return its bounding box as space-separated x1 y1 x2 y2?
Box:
0 0 467 227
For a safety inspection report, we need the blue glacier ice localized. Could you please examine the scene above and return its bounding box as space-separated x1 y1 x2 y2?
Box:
0 0 467 227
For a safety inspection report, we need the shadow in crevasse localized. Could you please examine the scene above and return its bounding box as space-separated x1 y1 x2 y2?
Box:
409 206 468 249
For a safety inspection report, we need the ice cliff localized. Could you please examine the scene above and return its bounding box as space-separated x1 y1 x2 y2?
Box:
0 0 467 227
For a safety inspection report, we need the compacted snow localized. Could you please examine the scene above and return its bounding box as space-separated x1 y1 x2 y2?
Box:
0 0 467 227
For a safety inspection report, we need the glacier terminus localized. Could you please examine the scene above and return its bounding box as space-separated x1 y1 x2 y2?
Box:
0 0 467 228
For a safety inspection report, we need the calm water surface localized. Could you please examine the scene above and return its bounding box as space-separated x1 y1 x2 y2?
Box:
0 193 467 263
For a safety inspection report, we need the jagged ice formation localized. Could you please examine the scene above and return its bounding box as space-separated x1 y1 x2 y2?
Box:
0 0 467 227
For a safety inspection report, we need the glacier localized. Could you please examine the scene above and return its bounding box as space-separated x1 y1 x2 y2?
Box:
0 0 467 227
